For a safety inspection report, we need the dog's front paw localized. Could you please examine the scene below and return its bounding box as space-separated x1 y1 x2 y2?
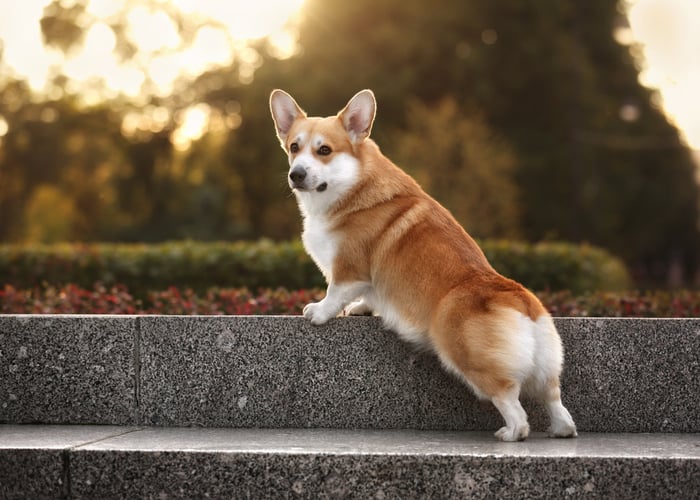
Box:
303 302 334 325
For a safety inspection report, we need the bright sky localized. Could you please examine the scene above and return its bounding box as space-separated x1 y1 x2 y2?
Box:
0 0 303 98
0 0 303 147
0 0 698 151
624 0 700 150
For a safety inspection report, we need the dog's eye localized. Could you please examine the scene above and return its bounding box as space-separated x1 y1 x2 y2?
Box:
290 142 299 153
317 145 332 156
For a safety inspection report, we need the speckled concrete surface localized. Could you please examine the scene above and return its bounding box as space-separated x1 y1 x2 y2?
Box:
557 317 700 432
139 315 700 432
138 315 504 430
0 315 137 425
1 315 698 432
70 433 700 499
0 425 139 499
2 425 698 499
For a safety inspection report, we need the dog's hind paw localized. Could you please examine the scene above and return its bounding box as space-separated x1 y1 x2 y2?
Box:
495 424 530 442
343 298 373 316
547 423 578 438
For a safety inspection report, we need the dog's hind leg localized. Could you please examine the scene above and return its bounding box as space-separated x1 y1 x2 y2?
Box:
431 305 534 441
542 378 577 437
343 295 374 316
525 316 578 438
491 385 530 441
439 358 531 442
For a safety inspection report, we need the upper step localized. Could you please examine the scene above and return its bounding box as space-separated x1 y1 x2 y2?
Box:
1 315 698 432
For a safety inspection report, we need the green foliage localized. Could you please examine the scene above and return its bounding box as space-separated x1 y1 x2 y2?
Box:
391 98 519 238
0 240 628 296
0 240 321 296
482 240 629 293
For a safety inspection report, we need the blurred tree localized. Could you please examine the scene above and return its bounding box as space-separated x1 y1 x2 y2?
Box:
0 0 697 286
23 185 76 242
256 0 699 285
392 97 519 238
40 0 86 54
474 0 700 285
0 81 131 242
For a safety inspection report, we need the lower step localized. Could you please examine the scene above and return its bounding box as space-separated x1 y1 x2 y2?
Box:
2 425 698 499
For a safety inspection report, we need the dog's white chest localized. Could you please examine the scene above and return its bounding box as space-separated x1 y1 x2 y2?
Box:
302 214 337 280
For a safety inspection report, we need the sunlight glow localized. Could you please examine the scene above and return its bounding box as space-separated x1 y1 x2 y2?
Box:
0 116 8 136
63 22 117 80
172 103 211 151
86 0 121 18
2 0 696 155
127 6 181 54
0 0 55 90
181 27 234 77
0 0 304 99
174 0 305 41
626 0 700 149
0 0 305 149
148 54 181 94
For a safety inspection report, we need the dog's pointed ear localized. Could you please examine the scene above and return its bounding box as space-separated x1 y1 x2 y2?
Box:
339 89 376 144
270 89 306 147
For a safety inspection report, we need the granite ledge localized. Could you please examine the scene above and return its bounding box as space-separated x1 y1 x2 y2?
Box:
1 315 698 433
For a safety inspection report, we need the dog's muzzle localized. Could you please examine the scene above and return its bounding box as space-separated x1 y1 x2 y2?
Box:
289 166 307 189
289 166 327 192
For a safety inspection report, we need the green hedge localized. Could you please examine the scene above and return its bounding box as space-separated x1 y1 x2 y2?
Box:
480 240 630 293
0 239 628 296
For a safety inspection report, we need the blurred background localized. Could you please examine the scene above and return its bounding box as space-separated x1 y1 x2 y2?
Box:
0 0 698 289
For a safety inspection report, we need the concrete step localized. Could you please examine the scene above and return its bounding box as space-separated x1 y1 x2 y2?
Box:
1 315 698 432
2 425 698 499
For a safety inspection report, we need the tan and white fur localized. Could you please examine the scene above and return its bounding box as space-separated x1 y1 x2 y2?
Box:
270 89 577 441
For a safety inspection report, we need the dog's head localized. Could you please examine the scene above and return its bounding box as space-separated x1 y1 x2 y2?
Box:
270 90 376 202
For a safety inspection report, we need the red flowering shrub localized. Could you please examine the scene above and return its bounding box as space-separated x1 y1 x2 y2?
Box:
143 287 325 315
1 284 699 317
538 290 700 318
0 283 325 315
0 283 141 314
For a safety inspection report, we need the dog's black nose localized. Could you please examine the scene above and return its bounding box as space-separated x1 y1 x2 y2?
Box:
289 167 307 184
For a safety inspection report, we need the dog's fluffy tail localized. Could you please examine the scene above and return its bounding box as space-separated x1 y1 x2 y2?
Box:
431 304 577 440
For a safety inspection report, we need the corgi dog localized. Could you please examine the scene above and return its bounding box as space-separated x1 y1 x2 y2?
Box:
269 89 577 441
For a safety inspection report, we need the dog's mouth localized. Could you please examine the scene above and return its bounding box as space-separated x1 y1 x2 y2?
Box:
291 181 328 193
